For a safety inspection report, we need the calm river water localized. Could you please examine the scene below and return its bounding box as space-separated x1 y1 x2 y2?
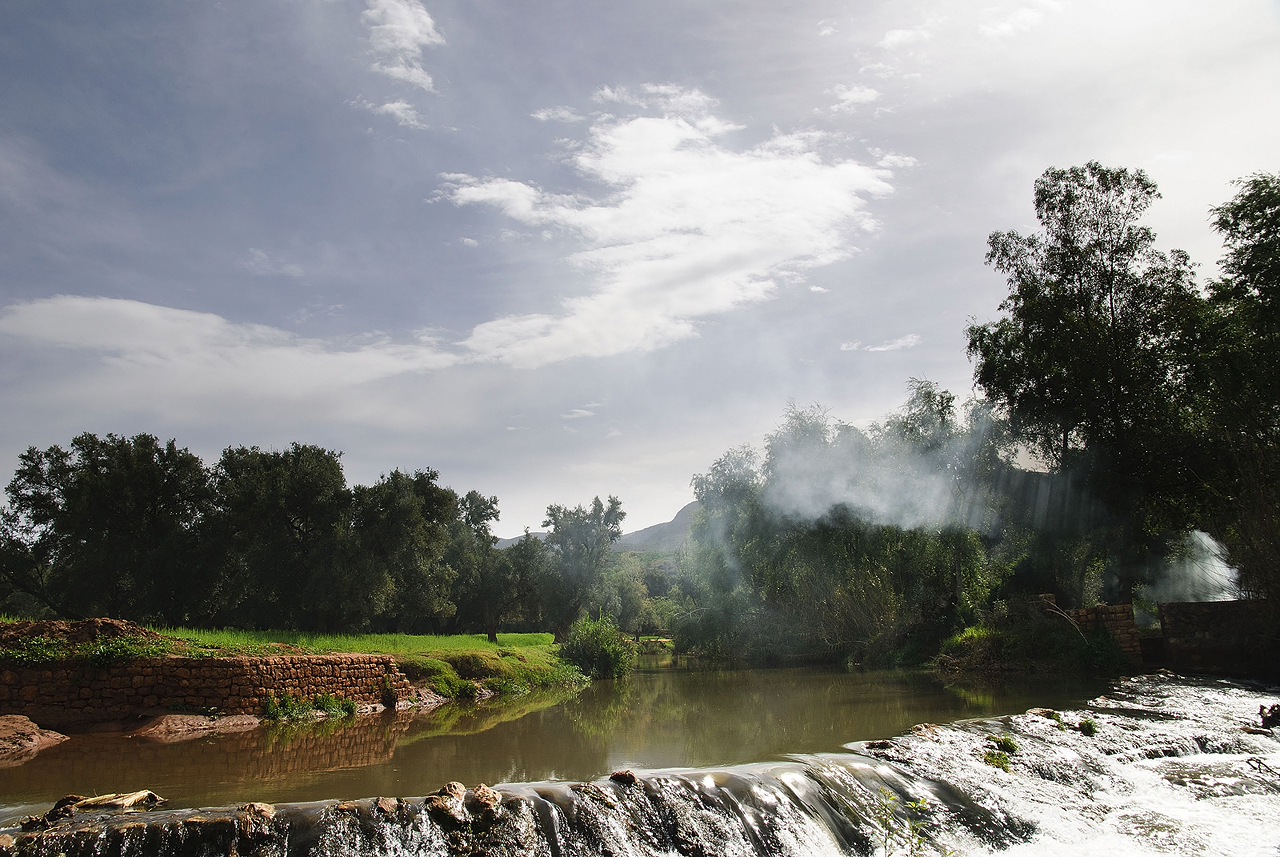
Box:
0 665 1105 823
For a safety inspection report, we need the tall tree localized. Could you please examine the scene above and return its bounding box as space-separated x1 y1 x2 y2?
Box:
0 433 212 622
966 162 1205 600
346 469 456 632
1199 172 1280 596
208 443 351 630
541 496 625 640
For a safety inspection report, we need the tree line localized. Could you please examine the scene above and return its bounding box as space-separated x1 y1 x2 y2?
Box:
657 165 1280 665
0 436 625 640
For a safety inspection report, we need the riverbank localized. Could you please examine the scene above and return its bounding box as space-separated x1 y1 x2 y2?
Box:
0 619 584 751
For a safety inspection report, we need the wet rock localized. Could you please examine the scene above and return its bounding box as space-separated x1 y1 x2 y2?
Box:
912 723 943 740
424 783 468 829
1259 704 1280 729
242 801 276 820
610 769 639 785
374 797 399 816
467 784 503 829
335 801 362 816
1026 708 1059 720
0 715 68 768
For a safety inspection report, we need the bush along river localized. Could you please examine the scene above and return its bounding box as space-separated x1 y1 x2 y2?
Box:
4 670 1280 856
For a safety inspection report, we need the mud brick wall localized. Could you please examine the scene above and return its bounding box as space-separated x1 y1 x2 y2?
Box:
0 655 413 727
1160 599 1276 677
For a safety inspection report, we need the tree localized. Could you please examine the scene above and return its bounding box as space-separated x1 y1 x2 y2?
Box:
1198 172 1280 596
347 469 455 632
541 496 625 640
208 443 351 630
446 490 533 642
966 162 1205 600
0 433 213 623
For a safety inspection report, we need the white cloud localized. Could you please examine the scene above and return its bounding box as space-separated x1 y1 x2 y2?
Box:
810 285 830 293
242 248 304 278
562 408 595 419
460 237 479 247
871 150 918 169
604 428 622 439
839 334 921 352
879 27 931 49
819 25 837 37
829 84 879 113
443 86 891 368
980 4 1058 39
0 296 456 405
371 100 427 128
865 333 921 351
531 106 585 123
363 0 444 93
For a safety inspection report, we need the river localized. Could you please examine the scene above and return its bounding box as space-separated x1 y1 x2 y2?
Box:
4 667 1279 855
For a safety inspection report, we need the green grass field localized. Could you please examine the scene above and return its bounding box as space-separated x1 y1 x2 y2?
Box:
150 627 554 657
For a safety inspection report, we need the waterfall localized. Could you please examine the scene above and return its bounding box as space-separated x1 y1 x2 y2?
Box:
10 674 1280 857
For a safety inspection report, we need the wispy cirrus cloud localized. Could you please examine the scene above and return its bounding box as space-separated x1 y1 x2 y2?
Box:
363 0 444 92
442 85 892 368
531 106 585 123
840 334 921 352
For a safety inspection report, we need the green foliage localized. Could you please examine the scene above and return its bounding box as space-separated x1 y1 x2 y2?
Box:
311 693 357 718
0 633 172 666
264 693 313 720
559 613 636 679
983 749 1012 772
988 734 1019 754
872 788 936 857
541 496 625 638
0 635 70 664
1078 716 1098 737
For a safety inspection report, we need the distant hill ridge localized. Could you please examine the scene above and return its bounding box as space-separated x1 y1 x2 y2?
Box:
495 501 699 552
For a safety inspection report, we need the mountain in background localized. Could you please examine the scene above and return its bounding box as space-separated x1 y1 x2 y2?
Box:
495 501 699 553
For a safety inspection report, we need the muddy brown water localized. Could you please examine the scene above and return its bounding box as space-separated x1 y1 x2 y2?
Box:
0 665 1106 824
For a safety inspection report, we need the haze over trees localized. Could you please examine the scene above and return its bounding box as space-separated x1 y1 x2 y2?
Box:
0 163 1275 667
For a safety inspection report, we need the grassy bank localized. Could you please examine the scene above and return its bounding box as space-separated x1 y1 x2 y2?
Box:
150 627 586 700
0 618 585 702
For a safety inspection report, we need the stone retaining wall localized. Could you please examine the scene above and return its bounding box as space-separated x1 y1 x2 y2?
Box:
1160 599 1276 677
1041 596 1142 659
0 655 413 727
1062 603 1143 659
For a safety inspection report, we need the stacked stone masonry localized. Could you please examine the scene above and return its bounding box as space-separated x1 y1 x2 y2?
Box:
0 655 413 727
1160 599 1275 677
1063 603 1143 659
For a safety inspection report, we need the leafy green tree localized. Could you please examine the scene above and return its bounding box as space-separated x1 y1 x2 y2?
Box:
1198 172 1280 596
208 443 352 630
966 162 1205 599
347 469 456 632
446 491 536 642
0 433 213 623
541 496 625 640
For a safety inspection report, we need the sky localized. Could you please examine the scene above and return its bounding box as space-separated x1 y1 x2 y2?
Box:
1 0 1278 538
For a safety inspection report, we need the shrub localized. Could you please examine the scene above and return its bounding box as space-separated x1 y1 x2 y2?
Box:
1077 716 1098 737
264 693 314 720
560 614 636 680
